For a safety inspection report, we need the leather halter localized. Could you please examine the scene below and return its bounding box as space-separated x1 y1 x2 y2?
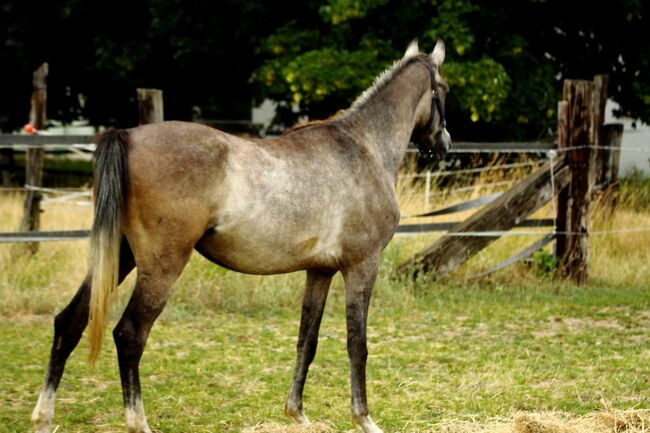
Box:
411 57 447 159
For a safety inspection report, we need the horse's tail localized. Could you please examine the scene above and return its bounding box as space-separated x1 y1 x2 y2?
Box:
88 128 130 366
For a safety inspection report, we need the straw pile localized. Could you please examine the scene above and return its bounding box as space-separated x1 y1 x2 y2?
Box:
242 410 648 432
435 410 649 433
242 421 335 433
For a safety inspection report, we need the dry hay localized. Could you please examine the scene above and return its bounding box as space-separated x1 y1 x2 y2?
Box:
243 410 649 432
433 410 649 433
242 421 335 433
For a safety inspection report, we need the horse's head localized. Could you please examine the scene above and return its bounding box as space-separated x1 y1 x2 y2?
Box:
406 40 451 162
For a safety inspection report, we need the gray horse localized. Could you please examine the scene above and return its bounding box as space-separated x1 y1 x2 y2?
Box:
31 39 450 433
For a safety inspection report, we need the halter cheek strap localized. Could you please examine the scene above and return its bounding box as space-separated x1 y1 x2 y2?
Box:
416 57 446 131
433 92 446 129
412 57 448 159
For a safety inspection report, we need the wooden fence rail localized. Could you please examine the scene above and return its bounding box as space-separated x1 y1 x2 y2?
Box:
0 135 96 145
397 154 570 278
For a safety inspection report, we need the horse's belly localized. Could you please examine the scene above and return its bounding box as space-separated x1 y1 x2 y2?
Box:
194 226 339 275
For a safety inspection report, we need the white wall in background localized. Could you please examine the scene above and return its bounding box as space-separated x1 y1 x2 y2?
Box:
252 99 277 134
605 100 650 177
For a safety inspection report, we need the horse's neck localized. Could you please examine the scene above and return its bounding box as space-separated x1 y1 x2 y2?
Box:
341 64 430 179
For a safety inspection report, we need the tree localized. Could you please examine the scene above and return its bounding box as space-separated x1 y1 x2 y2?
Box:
1 0 647 141
0 0 299 131
252 0 649 140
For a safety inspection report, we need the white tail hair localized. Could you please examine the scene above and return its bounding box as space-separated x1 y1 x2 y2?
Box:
88 129 130 366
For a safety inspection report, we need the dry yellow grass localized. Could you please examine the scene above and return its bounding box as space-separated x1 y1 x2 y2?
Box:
1 158 649 318
394 156 650 286
0 192 93 316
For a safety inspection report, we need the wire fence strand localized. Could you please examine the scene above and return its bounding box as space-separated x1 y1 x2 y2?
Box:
2 141 649 243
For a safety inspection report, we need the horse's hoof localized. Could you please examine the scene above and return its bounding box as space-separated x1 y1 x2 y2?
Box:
30 417 51 433
127 427 152 433
31 390 55 433
126 420 152 433
31 424 50 433
285 402 310 425
352 414 384 433
125 401 153 433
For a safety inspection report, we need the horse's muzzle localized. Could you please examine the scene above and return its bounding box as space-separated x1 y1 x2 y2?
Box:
434 128 451 160
422 129 451 162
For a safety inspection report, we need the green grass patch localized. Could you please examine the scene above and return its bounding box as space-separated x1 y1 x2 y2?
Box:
2 278 649 432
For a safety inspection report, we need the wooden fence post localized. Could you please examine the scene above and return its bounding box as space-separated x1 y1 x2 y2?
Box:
137 88 164 124
557 76 607 284
19 63 48 254
555 100 569 261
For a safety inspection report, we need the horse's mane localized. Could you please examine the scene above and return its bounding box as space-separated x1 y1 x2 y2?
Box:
348 53 430 112
282 53 430 135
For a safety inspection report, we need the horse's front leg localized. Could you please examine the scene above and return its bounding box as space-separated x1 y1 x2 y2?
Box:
285 269 334 424
343 256 383 433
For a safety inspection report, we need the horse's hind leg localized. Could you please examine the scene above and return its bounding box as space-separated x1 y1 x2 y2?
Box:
31 239 135 433
113 243 194 433
285 269 334 424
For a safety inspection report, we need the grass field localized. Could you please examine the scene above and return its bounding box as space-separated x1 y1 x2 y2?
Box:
1 170 649 432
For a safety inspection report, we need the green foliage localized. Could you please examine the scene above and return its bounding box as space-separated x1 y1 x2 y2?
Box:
533 249 558 278
444 58 511 123
320 0 391 25
250 0 531 135
1 0 648 140
251 0 648 139
254 44 389 110
427 0 477 57
250 11 401 122
283 48 377 105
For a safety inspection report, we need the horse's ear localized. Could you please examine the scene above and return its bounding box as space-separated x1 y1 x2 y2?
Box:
404 39 419 59
431 39 446 67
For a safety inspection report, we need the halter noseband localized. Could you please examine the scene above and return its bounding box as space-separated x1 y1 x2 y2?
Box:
412 57 447 159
